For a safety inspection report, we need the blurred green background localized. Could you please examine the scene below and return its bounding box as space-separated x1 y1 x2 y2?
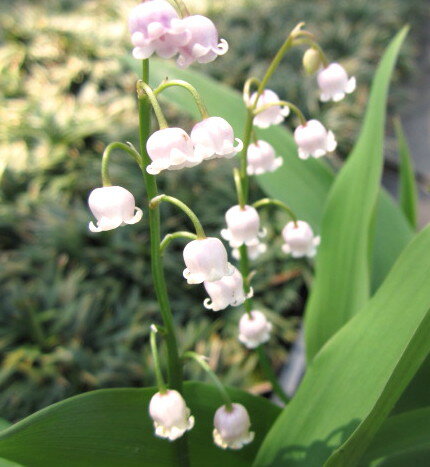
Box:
0 0 427 422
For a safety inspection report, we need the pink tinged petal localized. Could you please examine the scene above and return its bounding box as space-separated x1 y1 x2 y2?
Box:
147 22 165 39
326 131 337 152
332 92 346 102
346 76 356 93
123 207 143 225
132 45 154 60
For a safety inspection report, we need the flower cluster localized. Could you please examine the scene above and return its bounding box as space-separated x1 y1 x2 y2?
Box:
129 0 228 68
146 118 243 175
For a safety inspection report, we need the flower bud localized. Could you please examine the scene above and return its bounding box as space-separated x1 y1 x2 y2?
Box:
88 186 143 233
302 48 322 74
177 15 228 68
183 237 234 284
232 240 267 261
129 0 190 60
203 266 251 312
191 117 243 160
146 127 201 175
294 119 337 159
213 403 254 450
238 310 272 349
246 89 290 129
317 63 356 102
221 205 265 248
247 140 283 175
149 389 194 441
282 220 320 258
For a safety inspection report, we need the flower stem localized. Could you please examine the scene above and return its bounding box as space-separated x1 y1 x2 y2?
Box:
154 79 209 119
182 351 233 411
139 59 190 467
150 325 167 394
150 194 206 239
101 141 143 186
138 60 183 393
256 345 290 404
160 231 198 255
137 80 169 129
253 100 307 126
239 110 254 200
253 198 298 224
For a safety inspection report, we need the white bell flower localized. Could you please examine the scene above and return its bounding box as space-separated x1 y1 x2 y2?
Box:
238 310 272 349
177 15 228 68
294 119 337 159
317 63 356 102
129 0 190 60
88 186 143 233
149 389 194 441
146 128 201 175
203 266 252 312
191 117 243 160
247 140 283 175
232 240 267 261
183 237 234 284
221 205 266 248
213 403 254 450
246 89 290 129
282 220 320 258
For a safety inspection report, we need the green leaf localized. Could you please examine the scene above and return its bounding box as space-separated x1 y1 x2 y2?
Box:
0 381 280 467
0 421 10 433
254 224 430 467
361 408 430 465
394 117 418 230
124 55 412 292
303 28 409 361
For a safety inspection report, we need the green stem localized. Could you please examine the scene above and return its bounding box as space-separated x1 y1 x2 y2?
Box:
233 168 246 209
256 345 290 404
253 198 298 224
239 110 255 200
293 37 329 67
183 351 233 411
160 231 198 255
243 77 261 105
253 100 307 126
101 141 143 186
138 60 183 392
150 194 206 239
137 80 168 129
168 0 189 17
150 325 167 393
139 60 189 467
154 80 209 119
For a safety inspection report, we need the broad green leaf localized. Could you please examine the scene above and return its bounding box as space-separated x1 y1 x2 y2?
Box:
394 117 418 230
0 381 279 467
124 56 412 292
254 224 430 467
361 408 430 465
0 421 9 433
303 28 409 361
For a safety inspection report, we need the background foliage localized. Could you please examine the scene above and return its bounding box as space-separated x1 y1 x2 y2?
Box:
0 0 426 422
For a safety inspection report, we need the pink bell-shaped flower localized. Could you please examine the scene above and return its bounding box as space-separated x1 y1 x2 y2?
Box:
183 237 234 284
238 310 272 349
282 220 320 258
247 90 290 129
149 389 194 441
221 205 266 248
191 117 243 160
317 63 356 102
232 240 267 261
294 119 337 159
203 266 252 312
177 15 228 68
129 0 190 60
213 403 254 450
247 140 283 175
146 127 201 175
88 186 143 233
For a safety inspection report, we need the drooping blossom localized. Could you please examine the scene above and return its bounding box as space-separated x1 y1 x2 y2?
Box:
213 403 254 450
238 310 272 349
183 237 234 284
294 119 337 159
246 90 290 129
317 63 356 102
247 140 283 175
191 117 243 160
221 205 266 248
281 220 320 258
88 186 143 233
149 389 194 440
232 240 267 261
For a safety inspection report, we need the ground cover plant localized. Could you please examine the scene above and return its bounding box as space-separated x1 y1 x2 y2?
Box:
0 0 429 466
